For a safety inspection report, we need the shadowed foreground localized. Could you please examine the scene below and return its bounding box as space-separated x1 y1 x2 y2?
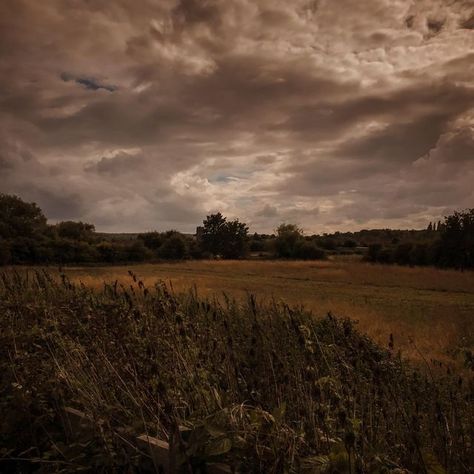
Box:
1 271 472 473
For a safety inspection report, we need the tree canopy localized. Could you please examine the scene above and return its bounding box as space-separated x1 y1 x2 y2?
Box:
201 213 249 259
0 194 47 239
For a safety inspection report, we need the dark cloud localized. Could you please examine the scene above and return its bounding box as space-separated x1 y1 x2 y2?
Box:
256 204 278 218
0 0 473 232
61 73 117 92
85 152 144 175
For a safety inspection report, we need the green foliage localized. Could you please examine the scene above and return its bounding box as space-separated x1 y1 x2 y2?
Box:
275 223 304 258
366 209 474 269
437 209 474 269
125 239 152 262
0 193 47 239
0 239 11 265
275 224 326 260
139 230 189 260
0 271 472 472
201 213 249 259
157 232 187 260
56 221 96 241
137 231 164 250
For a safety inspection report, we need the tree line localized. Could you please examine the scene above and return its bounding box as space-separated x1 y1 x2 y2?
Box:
365 209 474 269
0 194 330 264
0 193 472 269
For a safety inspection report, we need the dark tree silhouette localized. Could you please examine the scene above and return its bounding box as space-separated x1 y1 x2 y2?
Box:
0 194 47 239
201 213 248 258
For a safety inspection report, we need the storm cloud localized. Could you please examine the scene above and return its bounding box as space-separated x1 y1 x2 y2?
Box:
0 0 473 232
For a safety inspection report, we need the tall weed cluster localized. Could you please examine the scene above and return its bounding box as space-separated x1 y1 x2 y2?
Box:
0 271 472 473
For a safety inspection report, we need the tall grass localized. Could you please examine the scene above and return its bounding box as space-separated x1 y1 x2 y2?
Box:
0 270 473 473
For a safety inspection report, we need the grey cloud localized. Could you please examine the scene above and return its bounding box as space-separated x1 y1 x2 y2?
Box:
0 0 473 232
256 204 278 218
85 152 144 175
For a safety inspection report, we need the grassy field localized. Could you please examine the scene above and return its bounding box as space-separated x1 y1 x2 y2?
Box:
2 269 472 472
57 258 474 365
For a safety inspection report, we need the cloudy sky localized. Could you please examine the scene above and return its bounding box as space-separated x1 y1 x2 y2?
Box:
1 0 473 233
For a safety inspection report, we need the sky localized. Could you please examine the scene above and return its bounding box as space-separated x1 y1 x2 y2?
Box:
1 0 473 233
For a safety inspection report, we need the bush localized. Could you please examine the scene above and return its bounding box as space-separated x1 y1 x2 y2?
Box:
157 233 187 260
394 242 413 265
294 241 326 260
367 243 382 262
343 239 357 248
137 231 164 250
96 241 123 263
125 240 152 262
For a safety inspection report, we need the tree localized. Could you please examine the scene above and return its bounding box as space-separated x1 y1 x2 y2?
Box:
138 231 165 251
125 240 151 262
0 194 47 239
56 221 95 241
367 243 382 262
437 209 474 269
157 232 187 260
201 213 249 259
221 219 249 259
275 224 303 258
0 239 11 265
275 224 326 260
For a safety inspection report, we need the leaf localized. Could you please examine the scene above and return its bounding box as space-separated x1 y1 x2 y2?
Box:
301 455 331 473
203 420 227 438
205 437 232 457
421 450 446 474
272 402 286 423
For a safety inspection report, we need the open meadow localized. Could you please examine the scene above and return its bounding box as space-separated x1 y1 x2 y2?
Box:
58 258 474 366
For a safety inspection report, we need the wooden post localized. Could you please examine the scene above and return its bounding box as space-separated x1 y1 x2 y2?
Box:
62 407 237 473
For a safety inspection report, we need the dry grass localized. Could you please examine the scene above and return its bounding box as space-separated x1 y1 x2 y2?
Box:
45 258 474 366
2 270 472 472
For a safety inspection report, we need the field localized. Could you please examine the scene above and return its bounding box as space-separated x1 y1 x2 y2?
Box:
1 266 473 472
60 258 474 366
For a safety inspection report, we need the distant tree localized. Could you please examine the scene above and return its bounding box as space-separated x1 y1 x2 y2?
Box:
56 221 95 241
137 231 164 250
367 243 382 262
394 242 413 265
343 239 357 248
275 224 326 260
97 242 122 263
437 209 474 269
221 220 249 259
0 239 11 265
201 213 248 259
126 240 151 262
0 194 47 239
410 243 429 266
249 239 265 252
158 232 187 260
294 241 326 260
275 224 303 258
201 213 227 256
319 237 337 250
427 222 433 231
51 239 98 264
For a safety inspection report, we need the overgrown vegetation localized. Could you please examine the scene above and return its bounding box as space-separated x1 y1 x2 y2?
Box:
1 271 472 472
1 194 473 268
